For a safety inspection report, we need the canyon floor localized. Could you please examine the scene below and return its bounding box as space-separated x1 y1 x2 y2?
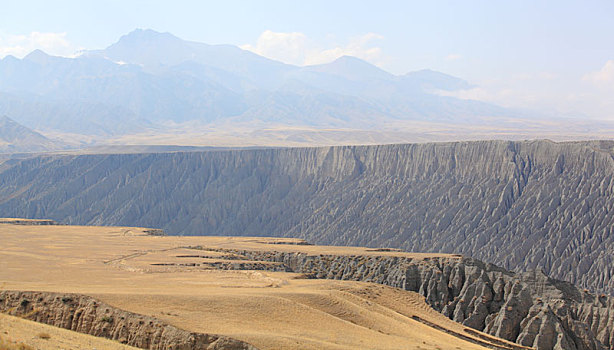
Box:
0 221 528 349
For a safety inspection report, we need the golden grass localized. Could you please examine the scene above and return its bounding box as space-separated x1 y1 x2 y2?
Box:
0 336 34 350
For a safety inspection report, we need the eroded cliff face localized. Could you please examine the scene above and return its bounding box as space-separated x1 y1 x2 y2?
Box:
0 291 257 350
200 248 614 350
1 140 614 295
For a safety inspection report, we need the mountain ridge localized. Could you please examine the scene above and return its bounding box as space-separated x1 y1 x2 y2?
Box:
0 28 532 142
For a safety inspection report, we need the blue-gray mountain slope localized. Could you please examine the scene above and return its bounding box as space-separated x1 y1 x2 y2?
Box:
0 115 63 153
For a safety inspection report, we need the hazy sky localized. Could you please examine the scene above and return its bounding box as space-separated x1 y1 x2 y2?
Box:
1 0 613 119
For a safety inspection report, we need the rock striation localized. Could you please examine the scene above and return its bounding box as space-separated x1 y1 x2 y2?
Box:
1 140 614 295
201 248 614 350
0 290 257 350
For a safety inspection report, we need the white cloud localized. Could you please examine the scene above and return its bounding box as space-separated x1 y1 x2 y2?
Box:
0 31 78 58
436 69 614 120
241 30 385 66
578 60 614 119
583 60 614 84
240 30 308 66
445 53 462 61
437 72 561 105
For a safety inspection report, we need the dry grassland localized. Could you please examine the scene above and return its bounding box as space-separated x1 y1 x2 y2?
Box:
0 222 526 349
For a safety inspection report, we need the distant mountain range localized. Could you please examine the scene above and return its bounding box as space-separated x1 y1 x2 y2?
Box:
0 29 517 141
